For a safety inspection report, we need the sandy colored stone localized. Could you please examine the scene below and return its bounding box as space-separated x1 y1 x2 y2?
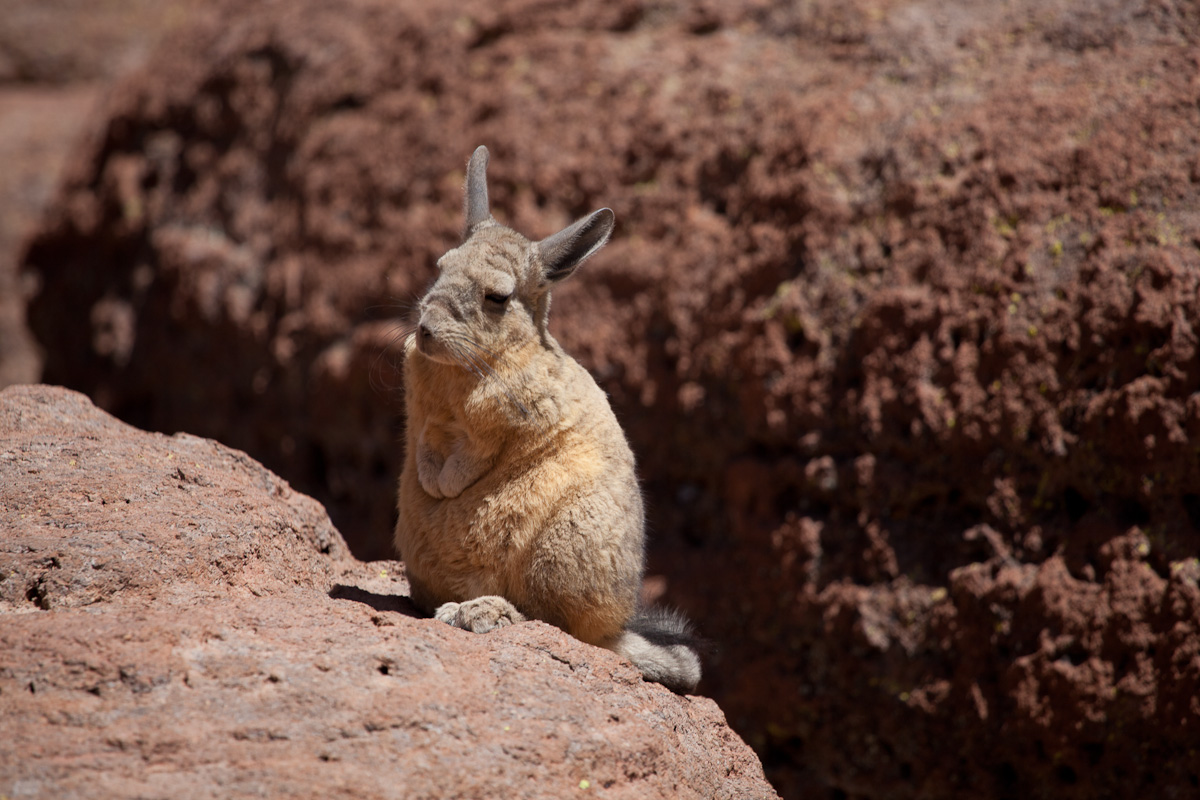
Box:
0 385 778 799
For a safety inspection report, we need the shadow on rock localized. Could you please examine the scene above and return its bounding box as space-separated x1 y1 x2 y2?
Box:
328 583 423 618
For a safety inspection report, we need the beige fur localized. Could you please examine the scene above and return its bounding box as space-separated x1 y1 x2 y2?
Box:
394 146 699 692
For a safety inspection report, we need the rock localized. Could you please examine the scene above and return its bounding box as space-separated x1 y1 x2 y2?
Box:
16 0 1200 796
0 385 778 799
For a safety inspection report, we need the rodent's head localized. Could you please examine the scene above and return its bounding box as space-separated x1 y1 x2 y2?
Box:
413 146 614 371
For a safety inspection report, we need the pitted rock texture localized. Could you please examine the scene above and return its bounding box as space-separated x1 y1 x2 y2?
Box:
15 0 1200 797
0 385 777 800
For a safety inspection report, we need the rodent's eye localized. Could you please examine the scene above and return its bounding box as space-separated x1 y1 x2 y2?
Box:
484 292 512 308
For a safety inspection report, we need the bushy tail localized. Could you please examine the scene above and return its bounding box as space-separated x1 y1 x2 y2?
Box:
612 607 702 693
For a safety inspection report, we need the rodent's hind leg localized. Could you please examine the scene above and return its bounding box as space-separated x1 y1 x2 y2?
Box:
435 595 527 633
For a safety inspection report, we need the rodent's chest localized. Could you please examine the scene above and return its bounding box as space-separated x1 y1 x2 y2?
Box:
419 452 555 540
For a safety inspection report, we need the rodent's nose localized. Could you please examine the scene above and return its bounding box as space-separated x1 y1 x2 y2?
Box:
418 323 432 341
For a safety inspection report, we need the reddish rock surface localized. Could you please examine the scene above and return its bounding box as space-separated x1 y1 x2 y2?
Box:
0 384 777 799
13 0 1200 797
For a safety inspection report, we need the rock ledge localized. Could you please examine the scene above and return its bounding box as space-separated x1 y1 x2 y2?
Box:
0 385 777 800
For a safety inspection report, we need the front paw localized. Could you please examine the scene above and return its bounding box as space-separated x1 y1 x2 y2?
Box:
417 462 445 498
416 442 446 498
435 451 483 499
434 596 526 633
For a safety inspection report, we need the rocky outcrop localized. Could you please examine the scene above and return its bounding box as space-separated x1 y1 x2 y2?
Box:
0 385 777 799
15 0 1200 796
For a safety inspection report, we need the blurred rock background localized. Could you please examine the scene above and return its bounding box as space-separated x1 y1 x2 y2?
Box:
0 0 192 387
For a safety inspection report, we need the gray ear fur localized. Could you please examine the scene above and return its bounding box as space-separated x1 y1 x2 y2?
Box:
464 145 492 236
537 208 615 283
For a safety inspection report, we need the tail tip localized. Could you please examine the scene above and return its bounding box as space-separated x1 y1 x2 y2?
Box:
618 608 703 693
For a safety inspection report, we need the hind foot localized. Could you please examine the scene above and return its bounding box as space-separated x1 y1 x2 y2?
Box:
435 595 527 633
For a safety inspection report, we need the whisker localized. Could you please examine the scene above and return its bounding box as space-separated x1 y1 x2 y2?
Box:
369 317 419 395
442 337 489 383
379 319 533 421
363 292 422 324
457 339 507 365
443 333 531 420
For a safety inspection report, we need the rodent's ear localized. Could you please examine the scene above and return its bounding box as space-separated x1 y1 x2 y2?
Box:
536 208 615 284
464 145 493 237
